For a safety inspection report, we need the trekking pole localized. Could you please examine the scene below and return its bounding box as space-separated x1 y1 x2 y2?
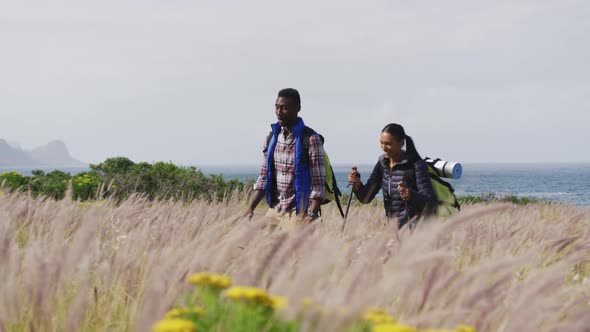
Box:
342 167 359 233
400 180 410 227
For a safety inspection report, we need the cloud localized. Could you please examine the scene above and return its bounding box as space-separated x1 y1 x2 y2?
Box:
0 0 588 164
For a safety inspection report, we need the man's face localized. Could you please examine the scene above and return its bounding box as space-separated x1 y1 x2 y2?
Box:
275 97 300 128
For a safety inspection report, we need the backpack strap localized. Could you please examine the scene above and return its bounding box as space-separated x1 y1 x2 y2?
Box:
328 161 345 218
302 127 344 217
264 131 273 153
301 126 322 155
405 155 435 217
265 126 345 218
266 127 320 155
404 154 419 191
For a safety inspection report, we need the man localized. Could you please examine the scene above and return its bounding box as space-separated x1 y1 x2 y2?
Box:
245 88 326 226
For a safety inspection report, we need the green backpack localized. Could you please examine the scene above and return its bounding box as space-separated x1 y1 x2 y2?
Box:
405 157 461 218
266 127 345 218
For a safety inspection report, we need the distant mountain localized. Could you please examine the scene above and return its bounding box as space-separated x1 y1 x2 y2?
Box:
27 140 86 167
0 139 86 167
0 139 36 166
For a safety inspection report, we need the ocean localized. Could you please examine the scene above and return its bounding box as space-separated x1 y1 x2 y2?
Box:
3 164 589 206
197 163 590 206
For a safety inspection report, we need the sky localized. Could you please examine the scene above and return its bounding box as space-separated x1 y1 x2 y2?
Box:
1 0 589 166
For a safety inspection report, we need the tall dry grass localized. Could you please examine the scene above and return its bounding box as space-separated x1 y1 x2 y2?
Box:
0 191 589 332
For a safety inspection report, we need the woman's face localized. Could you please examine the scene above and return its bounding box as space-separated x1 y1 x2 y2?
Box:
380 132 403 158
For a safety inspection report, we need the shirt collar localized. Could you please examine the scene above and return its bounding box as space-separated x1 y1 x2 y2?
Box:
380 151 409 166
280 126 294 139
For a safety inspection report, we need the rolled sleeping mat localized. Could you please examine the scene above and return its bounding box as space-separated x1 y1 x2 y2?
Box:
425 158 462 179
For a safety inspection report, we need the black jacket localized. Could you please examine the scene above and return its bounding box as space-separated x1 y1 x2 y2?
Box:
354 152 436 227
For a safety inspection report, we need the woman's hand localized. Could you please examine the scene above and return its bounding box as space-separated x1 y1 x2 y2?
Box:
348 167 361 191
398 181 412 201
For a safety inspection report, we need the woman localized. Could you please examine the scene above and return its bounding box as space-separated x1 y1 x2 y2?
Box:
348 123 436 228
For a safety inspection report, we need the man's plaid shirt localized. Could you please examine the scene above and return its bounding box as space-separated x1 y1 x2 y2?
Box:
253 126 326 214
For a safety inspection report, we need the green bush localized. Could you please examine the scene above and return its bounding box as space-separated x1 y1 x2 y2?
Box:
0 171 27 189
458 192 539 205
0 157 252 203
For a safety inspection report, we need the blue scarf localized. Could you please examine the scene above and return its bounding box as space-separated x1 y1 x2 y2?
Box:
265 117 312 214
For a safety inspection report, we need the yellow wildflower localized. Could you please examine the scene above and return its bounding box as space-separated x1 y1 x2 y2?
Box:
165 307 206 319
187 273 211 285
363 307 397 325
455 325 476 332
152 318 196 332
224 286 288 310
372 323 417 332
209 274 232 288
187 272 232 289
267 296 288 310
165 309 184 319
224 286 269 302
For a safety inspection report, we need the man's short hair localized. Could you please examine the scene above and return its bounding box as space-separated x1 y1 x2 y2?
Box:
278 88 301 105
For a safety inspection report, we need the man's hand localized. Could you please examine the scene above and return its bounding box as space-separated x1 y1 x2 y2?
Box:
303 210 320 224
245 190 265 220
304 198 322 224
244 208 254 219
